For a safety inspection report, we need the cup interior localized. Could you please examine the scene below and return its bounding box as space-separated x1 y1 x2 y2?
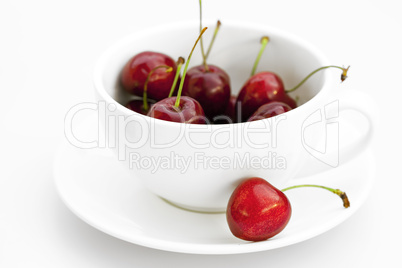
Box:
95 20 330 119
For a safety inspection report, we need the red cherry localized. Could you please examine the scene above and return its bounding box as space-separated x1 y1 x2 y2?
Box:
187 5 230 121
247 101 292 122
226 177 292 241
147 96 205 124
148 28 208 124
214 94 237 124
120 51 178 101
182 64 231 120
236 72 297 122
236 35 350 123
225 94 237 121
227 178 350 242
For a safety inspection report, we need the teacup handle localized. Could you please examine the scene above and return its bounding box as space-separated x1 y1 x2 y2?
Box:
297 89 378 178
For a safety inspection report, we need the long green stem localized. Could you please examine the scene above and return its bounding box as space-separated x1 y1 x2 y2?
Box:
143 65 172 111
199 0 208 71
251 36 269 77
286 65 350 93
175 27 208 108
168 57 185 98
205 20 221 61
281 184 350 208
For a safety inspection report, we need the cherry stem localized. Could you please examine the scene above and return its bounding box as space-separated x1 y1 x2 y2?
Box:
281 184 350 208
251 36 269 77
199 0 209 71
143 65 173 111
285 65 350 93
175 27 208 108
168 57 185 98
205 20 221 61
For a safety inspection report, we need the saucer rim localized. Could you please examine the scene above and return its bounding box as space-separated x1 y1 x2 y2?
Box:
53 118 376 254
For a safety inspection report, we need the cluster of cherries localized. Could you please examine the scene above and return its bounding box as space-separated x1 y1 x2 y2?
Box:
120 23 349 124
120 1 351 242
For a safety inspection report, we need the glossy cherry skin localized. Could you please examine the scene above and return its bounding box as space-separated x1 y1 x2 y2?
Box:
120 51 178 101
213 94 237 124
226 95 237 119
247 101 292 122
236 72 297 122
147 96 206 124
125 99 155 115
182 65 231 120
226 177 292 241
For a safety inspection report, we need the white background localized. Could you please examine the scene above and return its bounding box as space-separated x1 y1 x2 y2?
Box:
1 0 400 267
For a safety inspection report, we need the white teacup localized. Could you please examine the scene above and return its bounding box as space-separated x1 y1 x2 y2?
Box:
92 20 375 212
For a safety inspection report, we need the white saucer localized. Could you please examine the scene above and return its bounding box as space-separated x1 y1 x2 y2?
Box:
54 117 375 255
